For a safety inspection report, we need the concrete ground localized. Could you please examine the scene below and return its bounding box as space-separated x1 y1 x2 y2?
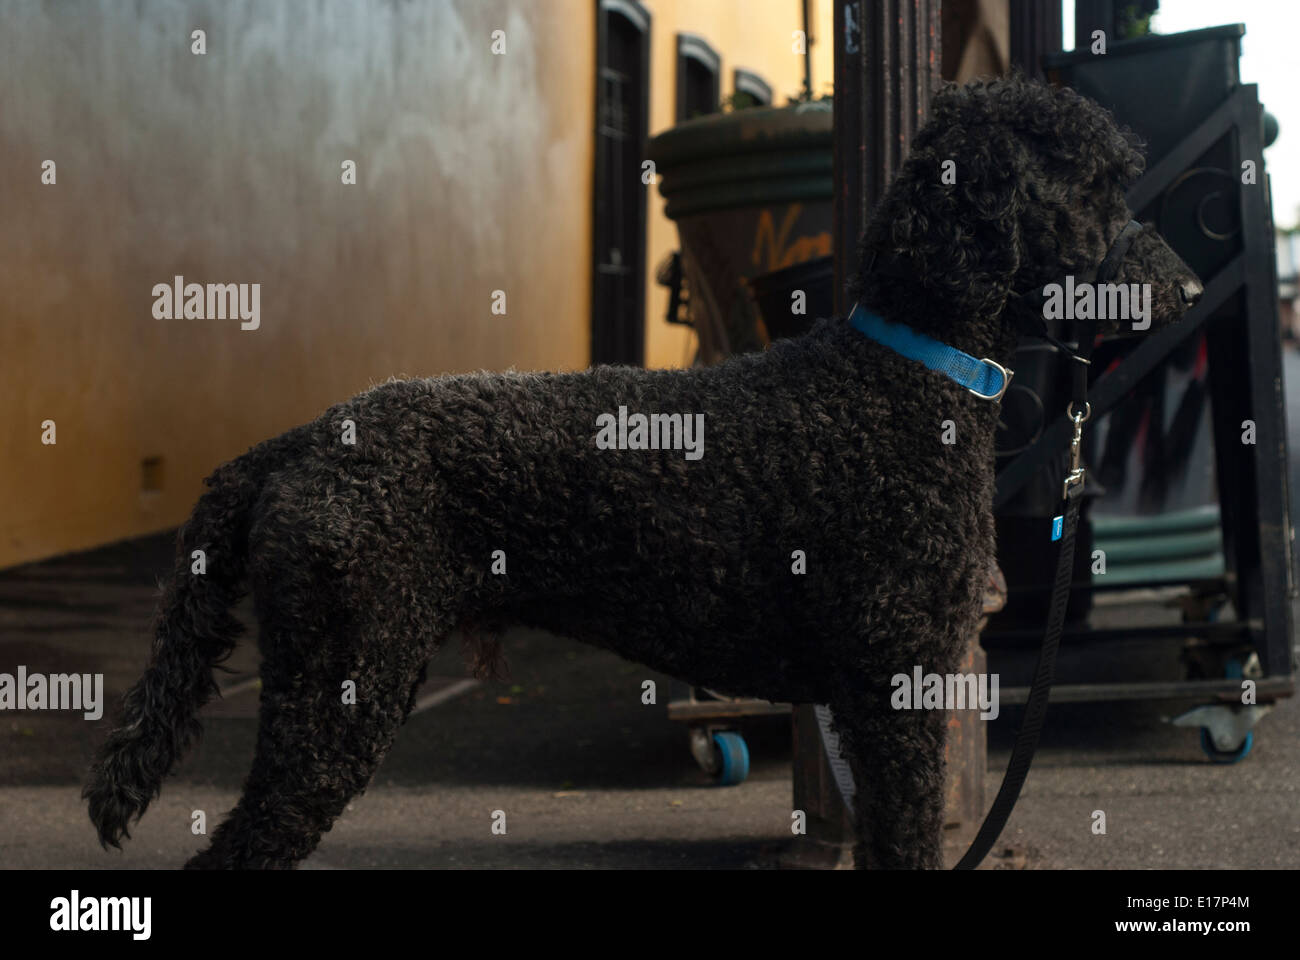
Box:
2 349 1298 870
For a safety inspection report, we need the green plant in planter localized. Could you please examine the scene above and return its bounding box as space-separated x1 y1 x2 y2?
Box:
1117 1 1158 40
723 84 833 114
722 90 765 112
785 85 834 107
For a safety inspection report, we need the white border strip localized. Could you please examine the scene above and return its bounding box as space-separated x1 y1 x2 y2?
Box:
411 678 480 715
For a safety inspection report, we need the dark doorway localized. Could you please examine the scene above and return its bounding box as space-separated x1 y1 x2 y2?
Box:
592 0 651 367
676 33 721 121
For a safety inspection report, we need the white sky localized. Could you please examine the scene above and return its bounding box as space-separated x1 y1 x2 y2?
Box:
1064 0 1299 228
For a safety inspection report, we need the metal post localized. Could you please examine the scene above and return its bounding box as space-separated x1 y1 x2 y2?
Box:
1009 0 1062 80
833 0 942 319
801 0 814 100
1074 0 1116 48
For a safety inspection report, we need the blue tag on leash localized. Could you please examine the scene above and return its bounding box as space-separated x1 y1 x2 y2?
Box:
1051 515 1064 541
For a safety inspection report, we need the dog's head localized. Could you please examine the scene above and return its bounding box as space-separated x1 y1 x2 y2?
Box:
851 75 1201 359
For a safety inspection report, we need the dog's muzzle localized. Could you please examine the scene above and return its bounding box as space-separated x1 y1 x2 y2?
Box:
1010 218 1145 357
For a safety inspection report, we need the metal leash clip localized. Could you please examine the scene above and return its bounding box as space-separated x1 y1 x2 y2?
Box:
1062 401 1091 500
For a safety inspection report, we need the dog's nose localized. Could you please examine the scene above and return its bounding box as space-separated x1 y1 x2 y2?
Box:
1180 277 1203 306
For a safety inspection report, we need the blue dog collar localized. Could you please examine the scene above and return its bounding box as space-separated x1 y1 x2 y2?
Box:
849 304 1013 402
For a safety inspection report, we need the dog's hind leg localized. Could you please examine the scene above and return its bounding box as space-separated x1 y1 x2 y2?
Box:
830 678 950 870
185 617 439 869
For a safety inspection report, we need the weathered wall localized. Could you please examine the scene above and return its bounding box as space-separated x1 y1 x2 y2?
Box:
1 0 595 567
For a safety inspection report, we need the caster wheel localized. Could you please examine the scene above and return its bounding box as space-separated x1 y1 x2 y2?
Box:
712 731 750 785
1200 727 1253 764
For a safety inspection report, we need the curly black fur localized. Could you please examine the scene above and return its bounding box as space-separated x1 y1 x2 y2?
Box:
85 76 1199 869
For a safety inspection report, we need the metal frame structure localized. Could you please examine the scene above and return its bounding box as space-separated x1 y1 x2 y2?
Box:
989 80 1296 703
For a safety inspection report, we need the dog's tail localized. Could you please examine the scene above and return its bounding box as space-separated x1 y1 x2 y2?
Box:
84 430 300 849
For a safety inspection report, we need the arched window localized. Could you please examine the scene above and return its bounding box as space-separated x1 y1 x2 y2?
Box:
675 33 721 121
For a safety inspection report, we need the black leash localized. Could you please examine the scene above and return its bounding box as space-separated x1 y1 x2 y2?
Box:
953 401 1089 869
954 234 1113 868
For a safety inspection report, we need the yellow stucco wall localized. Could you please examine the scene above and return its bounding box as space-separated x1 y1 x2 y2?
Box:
642 0 836 369
2 0 834 569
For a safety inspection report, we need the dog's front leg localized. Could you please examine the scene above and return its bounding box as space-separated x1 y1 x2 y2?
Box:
830 678 949 869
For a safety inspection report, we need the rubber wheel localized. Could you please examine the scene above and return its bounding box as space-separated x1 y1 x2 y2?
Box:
1200 727 1253 764
712 731 750 785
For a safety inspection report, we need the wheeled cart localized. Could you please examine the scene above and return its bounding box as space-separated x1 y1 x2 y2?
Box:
665 681 788 785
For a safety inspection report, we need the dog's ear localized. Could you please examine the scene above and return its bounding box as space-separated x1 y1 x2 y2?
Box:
851 85 1026 333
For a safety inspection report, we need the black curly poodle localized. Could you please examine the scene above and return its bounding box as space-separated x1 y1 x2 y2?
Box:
85 76 1200 869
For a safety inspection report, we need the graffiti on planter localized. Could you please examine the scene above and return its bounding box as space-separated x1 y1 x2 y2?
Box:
751 204 831 273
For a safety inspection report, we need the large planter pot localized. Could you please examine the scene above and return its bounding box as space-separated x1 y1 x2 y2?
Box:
648 102 832 363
